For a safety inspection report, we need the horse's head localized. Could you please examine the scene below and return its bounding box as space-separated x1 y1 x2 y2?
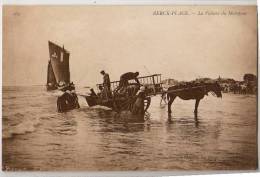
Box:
207 82 222 98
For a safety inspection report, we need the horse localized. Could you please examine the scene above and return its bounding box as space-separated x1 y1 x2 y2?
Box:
167 82 222 115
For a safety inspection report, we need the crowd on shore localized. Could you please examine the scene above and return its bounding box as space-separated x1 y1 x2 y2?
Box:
219 80 257 94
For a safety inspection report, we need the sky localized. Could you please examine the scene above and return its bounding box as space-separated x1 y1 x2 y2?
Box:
2 5 257 86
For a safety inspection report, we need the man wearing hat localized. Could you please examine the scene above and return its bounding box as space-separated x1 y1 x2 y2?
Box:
100 70 111 100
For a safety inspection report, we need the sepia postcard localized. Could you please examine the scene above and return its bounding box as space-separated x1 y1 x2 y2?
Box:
2 4 258 173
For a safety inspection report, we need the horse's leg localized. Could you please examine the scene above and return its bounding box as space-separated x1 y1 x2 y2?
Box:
167 95 176 114
168 113 173 123
194 98 201 114
194 112 199 126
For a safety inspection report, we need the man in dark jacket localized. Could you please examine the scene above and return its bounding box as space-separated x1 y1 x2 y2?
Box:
100 70 111 99
100 70 111 89
119 72 140 88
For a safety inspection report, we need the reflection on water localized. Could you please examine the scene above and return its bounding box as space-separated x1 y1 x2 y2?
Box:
2 86 257 171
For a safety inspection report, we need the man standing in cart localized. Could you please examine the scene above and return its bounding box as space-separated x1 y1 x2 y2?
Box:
100 70 111 100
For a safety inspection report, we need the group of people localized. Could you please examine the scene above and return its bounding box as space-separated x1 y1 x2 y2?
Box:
57 82 80 112
56 71 144 113
98 70 140 100
90 70 146 115
222 82 257 94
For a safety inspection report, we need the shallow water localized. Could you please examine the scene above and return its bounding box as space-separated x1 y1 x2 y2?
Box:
2 86 257 171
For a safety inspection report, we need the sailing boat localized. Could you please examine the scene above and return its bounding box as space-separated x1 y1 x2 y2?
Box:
46 41 71 91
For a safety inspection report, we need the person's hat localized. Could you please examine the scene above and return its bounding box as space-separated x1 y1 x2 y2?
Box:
100 70 105 74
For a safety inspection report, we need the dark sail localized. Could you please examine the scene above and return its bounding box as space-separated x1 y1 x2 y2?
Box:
46 41 71 90
46 60 57 90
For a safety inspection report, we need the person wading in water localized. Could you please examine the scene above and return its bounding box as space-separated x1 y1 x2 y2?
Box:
132 86 146 115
